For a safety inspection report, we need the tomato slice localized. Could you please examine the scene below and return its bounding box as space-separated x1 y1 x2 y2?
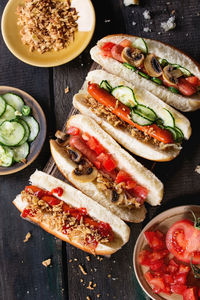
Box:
119 39 132 48
111 44 124 62
178 78 197 96
183 287 199 300
101 42 116 57
185 76 199 86
166 219 200 264
171 284 187 295
144 230 166 250
116 170 132 183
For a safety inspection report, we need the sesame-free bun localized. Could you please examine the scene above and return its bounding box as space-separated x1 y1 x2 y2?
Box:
90 34 200 112
73 69 191 161
13 170 130 256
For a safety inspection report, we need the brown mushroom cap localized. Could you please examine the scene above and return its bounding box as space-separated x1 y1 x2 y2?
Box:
144 54 162 77
121 47 144 67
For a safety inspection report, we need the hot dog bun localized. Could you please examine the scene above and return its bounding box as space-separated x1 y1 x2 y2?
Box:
90 34 200 112
73 69 191 161
50 115 164 223
13 170 130 255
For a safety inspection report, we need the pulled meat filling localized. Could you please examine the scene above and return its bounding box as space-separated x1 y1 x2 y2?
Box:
21 188 113 249
84 95 177 150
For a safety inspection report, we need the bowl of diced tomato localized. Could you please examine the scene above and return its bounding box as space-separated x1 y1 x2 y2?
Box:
133 205 200 300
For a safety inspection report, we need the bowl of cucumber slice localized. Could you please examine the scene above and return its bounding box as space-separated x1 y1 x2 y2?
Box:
0 86 46 175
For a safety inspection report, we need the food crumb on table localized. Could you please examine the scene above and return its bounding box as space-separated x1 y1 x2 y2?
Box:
65 87 69 94
160 16 176 32
143 27 151 32
97 294 101 298
86 296 91 300
42 258 51 267
87 281 95 290
143 10 151 20
79 264 87 275
23 232 31 243
86 256 90 261
195 165 200 174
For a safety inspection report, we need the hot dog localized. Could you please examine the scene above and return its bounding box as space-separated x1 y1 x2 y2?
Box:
73 70 191 162
50 114 164 223
90 34 200 112
13 170 130 255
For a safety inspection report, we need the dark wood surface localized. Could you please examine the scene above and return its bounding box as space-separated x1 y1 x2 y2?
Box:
1 0 200 300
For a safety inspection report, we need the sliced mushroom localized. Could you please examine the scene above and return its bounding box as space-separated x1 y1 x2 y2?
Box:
71 166 98 182
121 47 144 67
66 146 82 163
163 65 183 86
55 130 69 145
144 54 162 77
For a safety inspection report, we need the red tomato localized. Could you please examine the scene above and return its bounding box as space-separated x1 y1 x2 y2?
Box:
179 264 191 274
185 76 199 86
173 273 188 285
86 136 105 155
67 126 80 135
163 274 174 284
178 78 197 96
145 271 154 283
149 260 165 271
101 42 116 57
144 231 166 250
133 185 148 200
111 44 124 62
166 219 200 264
126 180 137 190
51 187 63 197
119 39 132 48
183 287 199 300
41 195 61 206
149 277 165 293
116 170 132 183
171 284 187 295
96 152 117 172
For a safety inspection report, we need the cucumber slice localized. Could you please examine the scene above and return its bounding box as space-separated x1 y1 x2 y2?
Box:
132 38 148 54
3 93 24 112
0 104 16 125
0 96 6 117
161 109 175 127
22 116 39 142
0 121 25 146
12 142 29 162
111 86 137 107
168 86 180 94
172 64 192 76
157 58 168 67
17 119 30 145
123 62 137 71
151 77 163 85
134 104 157 122
0 145 14 167
130 109 153 126
100 80 112 93
138 71 150 80
22 105 31 116
174 126 184 142
165 126 178 142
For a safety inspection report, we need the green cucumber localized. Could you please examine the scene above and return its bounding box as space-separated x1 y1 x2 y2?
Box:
132 38 148 54
111 86 137 107
174 127 184 142
138 71 150 80
100 80 112 93
22 105 31 116
3 93 24 112
168 86 180 94
165 126 178 141
134 104 157 122
0 96 6 117
130 109 153 126
0 145 14 167
157 58 168 67
161 109 175 127
172 64 192 76
12 142 29 162
22 116 39 142
123 62 137 71
0 120 25 146
0 104 16 125
17 119 30 145
151 77 163 85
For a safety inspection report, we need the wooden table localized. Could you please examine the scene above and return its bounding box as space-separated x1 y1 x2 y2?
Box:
1 0 200 299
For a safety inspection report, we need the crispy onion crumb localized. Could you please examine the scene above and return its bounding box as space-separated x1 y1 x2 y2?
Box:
16 0 79 53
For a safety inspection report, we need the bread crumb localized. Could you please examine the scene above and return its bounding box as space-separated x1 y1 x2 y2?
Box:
143 27 151 32
69 259 72 263
123 0 139 6
104 19 111 23
23 232 31 243
74 258 78 261
195 165 200 174
132 21 136 26
93 283 96 288
65 87 69 94
79 264 87 275
161 16 176 32
87 281 94 290
143 10 151 20
86 297 91 300
97 294 101 298
80 279 83 283
86 256 90 261
42 258 51 267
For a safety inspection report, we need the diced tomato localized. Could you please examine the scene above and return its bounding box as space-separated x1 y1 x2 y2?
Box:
41 195 61 206
185 76 199 86
149 277 165 293
183 287 199 300
101 42 116 57
179 264 191 274
144 231 166 250
178 78 197 96
163 274 174 284
86 136 105 155
111 44 124 62
138 249 151 265
173 273 188 285
145 271 154 283
98 221 114 241
149 259 165 271
171 284 187 295
82 132 90 141
133 185 148 200
119 39 132 48
167 259 179 274
67 126 80 135
51 187 63 197
126 180 137 190
22 209 35 218
96 152 117 172
116 170 132 183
